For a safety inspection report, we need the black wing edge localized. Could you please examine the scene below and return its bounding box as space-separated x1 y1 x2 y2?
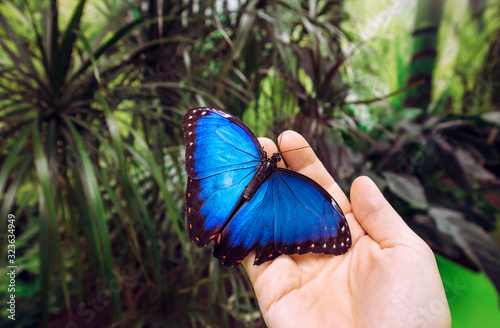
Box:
185 177 221 247
213 236 283 267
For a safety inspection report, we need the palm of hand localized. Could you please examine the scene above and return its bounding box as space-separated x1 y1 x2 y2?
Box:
242 132 450 328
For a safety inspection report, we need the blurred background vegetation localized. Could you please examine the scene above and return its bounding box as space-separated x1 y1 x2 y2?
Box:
0 0 499 327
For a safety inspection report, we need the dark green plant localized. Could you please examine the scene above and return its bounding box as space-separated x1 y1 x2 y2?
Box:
0 0 152 325
361 113 500 293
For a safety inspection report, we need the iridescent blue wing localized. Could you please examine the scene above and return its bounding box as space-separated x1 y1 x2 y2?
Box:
183 108 263 247
213 169 351 267
213 179 277 266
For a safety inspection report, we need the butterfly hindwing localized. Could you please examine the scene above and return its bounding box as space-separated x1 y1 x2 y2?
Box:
183 108 262 247
272 169 351 257
212 180 282 266
213 169 351 267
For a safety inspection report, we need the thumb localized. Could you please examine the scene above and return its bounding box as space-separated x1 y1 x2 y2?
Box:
351 176 421 248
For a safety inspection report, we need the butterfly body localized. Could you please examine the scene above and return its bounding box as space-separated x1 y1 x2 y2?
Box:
242 152 280 200
183 107 351 267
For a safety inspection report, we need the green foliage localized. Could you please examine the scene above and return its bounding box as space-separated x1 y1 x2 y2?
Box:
433 0 500 115
0 0 262 326
1 0 500 327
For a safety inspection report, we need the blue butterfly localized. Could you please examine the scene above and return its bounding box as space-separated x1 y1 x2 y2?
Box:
183 107 351 267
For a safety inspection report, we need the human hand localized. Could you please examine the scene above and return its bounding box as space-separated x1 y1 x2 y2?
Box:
243 131 451 328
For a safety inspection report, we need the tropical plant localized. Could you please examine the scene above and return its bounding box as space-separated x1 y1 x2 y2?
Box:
0 0 152 325
0 0 261 326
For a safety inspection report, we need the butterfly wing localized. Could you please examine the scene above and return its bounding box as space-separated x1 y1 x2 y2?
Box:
213 179 277 266
271 169 351 258
183 108 263 247
213 169 351 267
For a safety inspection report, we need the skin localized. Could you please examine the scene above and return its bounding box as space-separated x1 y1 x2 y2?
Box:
242 131 451 328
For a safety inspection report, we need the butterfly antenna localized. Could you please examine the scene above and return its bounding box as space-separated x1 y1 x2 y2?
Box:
277 133 290 169
278 145 318 170
280 145 316 155
277 106 292 168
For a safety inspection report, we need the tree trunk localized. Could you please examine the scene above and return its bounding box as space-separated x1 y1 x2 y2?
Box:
403 0 445 112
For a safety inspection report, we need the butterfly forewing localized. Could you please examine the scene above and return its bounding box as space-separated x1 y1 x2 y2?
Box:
183 108 261 179
183 108 262 247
